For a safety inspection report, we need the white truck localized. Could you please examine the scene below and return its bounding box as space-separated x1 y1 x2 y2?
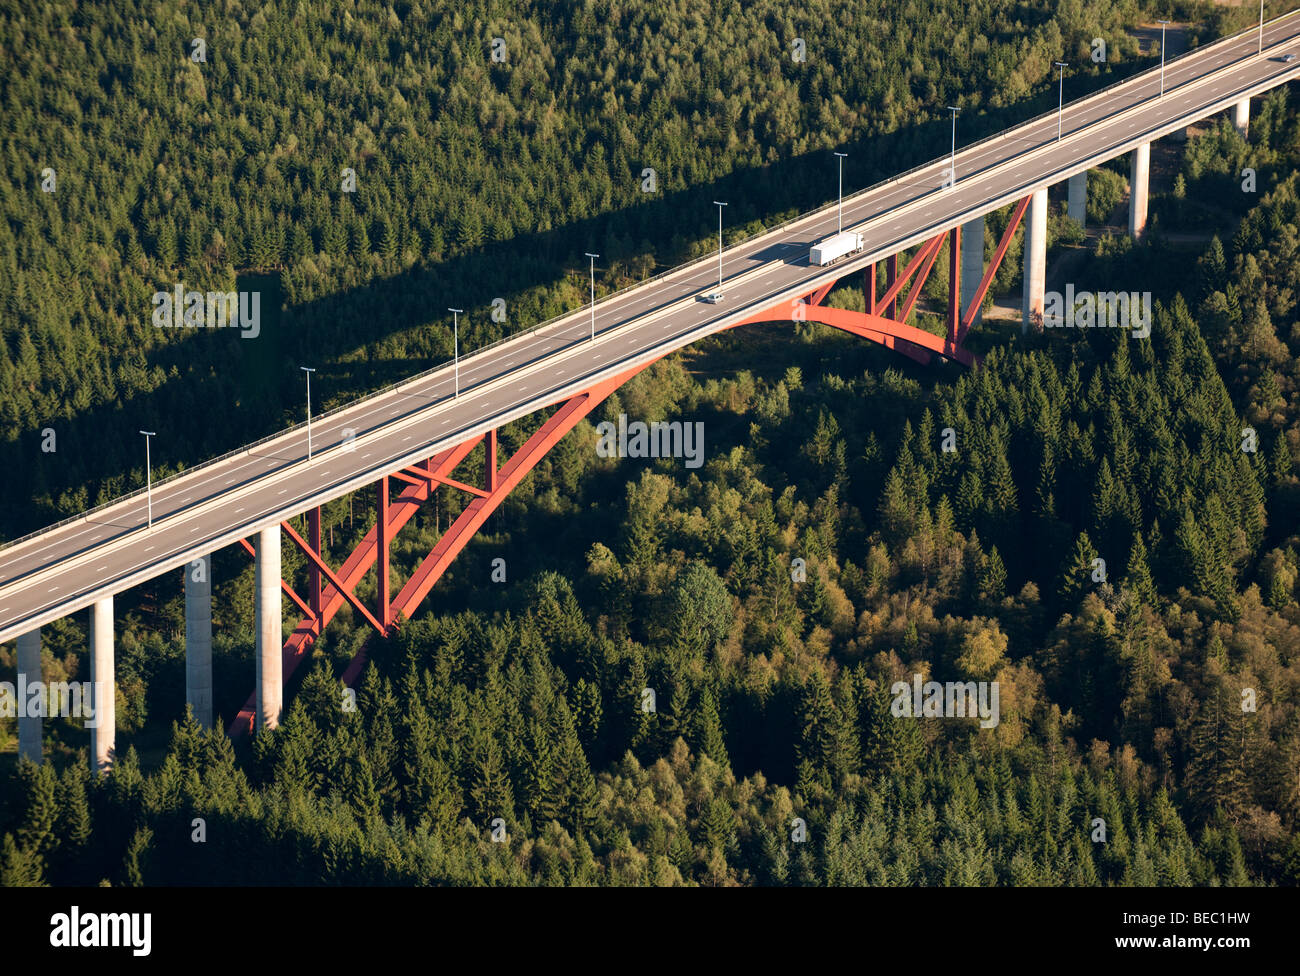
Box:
809 231 864 267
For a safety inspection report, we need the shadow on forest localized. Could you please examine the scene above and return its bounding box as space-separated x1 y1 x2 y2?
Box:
9 61 1149 540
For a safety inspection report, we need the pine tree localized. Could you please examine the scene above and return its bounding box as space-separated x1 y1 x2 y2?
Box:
695 689 730 769
1123 531 1156 605
1271 433 1294 485
1059 531 1100 607
0 833 44 886
979 547 1006 605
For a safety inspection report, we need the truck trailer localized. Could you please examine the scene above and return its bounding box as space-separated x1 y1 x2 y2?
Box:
809 231 864 266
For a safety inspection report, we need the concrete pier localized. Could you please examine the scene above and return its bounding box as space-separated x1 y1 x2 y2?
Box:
255 525 282 731
1233 96 1250 137
960 215 984 328
185 555 213 729
90 597 114 775
1022 187 1048 333
1129 142 1150 239
16 629 41 763
1067 171 1087 227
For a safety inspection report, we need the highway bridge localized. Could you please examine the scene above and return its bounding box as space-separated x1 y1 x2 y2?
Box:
6 11 1300 769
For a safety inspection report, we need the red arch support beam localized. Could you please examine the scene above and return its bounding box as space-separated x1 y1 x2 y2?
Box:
227 363 648 737
226 203 1033 736
734 197 1030 368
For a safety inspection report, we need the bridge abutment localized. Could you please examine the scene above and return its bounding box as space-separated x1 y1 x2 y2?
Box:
16 628 42 763
255 525 282 732
90 597 114 775
1022 187 1048 333
1067 171 1087 227
1129 141 1151 239
185 554 213 729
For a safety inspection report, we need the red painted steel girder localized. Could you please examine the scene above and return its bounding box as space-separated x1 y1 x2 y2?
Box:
958 194 1031 344
280 519 387 635
227 437 482 736
896 234 945 324
336 363 648 688
225 208 1037 736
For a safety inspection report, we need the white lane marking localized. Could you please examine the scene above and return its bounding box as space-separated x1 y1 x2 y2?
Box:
278 489 288 495
234 507 245 514
226 478 237 484
403 435 412 442
48 586 59 592
143 547 154 553
96 567 107 574
190 526 202 533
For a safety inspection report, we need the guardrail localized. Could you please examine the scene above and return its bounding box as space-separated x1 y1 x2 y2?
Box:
3 8 1297 557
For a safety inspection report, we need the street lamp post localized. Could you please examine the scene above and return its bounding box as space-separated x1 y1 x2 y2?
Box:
946 106 960 189
584 253 599 341
1260 1 1266 55
1158 20 1171 97
833 152 848 233
139 430 156 528
1054 62 1068 141
712 201 727 290
300 366 316 460
448 308 463 396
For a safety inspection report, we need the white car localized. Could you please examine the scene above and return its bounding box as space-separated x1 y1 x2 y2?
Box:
1276 53 1296 62
702 292 724 304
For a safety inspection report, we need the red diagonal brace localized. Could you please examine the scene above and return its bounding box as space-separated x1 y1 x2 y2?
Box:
237 537 313 618
807 280 835 307
390 377 635 633
377 476 390 630
398 464 490 498
390 469 427 488
281 520 387 635
958 194 1031 343
876 233 945 317
228 437 482 737
897 235 944 323
338 367 648 687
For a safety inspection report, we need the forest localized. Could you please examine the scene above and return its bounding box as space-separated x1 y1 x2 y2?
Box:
1 1 1298 885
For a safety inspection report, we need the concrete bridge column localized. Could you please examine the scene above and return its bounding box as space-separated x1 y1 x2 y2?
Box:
1023 187 1048 334
89 597 114 775
1129 142 1151 239
960 215 984 328
185 554 213 730
255 525 282 732
16 629 41 763
1233 96 1250 137
1067 171 1087 227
